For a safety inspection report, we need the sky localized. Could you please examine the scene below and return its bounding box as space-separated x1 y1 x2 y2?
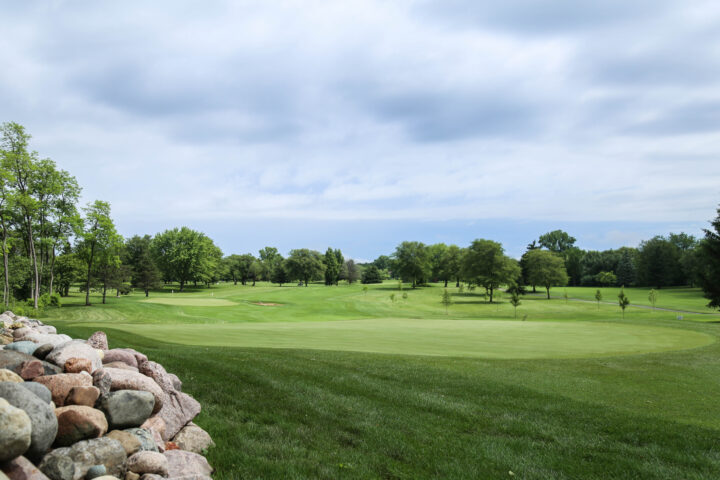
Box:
1 1 719 260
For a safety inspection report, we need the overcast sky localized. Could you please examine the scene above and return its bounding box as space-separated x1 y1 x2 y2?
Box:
1 1 719 259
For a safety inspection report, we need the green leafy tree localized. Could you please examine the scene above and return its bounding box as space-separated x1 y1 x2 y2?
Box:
595 289 602 310
615 250 636 287
461 239 520 303
392 241 430 288
520 241 541 292
594 271 617 286
636 236 682 287
698 207 720 309
439 244 463 287
648 289 658 310
428 243 448 283
286 249 325 286
53 253 84 297
441 288 452 314
323 248 344 285
125 235 163 296
618 287 630 319
345 259 359 284
525 249 569 300
78 200 120 305
270 259 290 286
361 265 383 284
258 247 282 281
538 230 577 254
151 227 218 292
510 291 521 318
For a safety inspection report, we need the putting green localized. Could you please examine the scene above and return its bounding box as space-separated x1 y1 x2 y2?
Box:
140 298 237 307
80 319 714 359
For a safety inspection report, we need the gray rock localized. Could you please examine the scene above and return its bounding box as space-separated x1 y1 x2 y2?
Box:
33 343 54 360
5 340 40 355
0 381 58 460
39 438 126 480
157 390 201 441
0 397 32 462
126 451 168 476
103 368 164 413
19 332 72 347
172 422 215 454
85 465 107 480
123 428 159 452
39 455 76 480
19 381 53 404
100 390 155 428
92 368 112 396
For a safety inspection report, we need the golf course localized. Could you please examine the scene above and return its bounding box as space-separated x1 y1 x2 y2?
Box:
41 281 720 479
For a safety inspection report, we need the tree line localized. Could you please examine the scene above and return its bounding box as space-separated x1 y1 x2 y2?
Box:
2 122 718 310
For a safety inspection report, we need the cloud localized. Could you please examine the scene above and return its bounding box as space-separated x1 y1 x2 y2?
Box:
0 0 718 256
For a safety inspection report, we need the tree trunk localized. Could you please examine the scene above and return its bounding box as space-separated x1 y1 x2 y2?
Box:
179 280 185 292
532 285 537 293
27 218 39 308
456 277 460 287
489 286 494 303
85 241 95 306
546 286 551 299
444 279 448 287
145 288 149 297
252 278 256 286
1 217 9 308
49 246 57 295
102 281 107 304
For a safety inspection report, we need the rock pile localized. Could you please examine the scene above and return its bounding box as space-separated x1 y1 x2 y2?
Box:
0 311 215 480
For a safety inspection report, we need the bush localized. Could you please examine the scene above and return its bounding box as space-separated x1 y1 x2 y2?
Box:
361 265 383 284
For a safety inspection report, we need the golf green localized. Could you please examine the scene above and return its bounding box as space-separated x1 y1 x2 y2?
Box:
72 318 714 359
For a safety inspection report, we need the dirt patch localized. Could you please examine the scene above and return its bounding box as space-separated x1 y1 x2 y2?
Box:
252 302 283 307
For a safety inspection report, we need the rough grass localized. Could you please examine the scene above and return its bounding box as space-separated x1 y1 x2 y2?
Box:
43 282 720 479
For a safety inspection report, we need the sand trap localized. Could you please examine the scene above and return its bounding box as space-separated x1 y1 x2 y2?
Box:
252 302 283 306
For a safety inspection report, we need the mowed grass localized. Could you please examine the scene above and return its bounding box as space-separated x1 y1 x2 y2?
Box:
43 282 720 479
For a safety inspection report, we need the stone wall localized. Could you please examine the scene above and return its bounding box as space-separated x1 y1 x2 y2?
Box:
0 311 215 480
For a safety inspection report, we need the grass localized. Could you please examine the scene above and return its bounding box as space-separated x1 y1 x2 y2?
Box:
42 282 720 479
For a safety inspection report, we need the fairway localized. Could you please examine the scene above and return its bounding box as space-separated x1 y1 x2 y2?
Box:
141 297 237 307
66 318 713 359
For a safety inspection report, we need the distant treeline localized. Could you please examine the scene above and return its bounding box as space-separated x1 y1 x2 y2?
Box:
2 122 718 311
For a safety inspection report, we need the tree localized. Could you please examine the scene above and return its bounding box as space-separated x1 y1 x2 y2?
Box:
1 122 41 308
392 241 430 288
538 230 576 254
361 264 383 284
428 243 448 282
648 289 658 310
618 287 630 319
461 239 519 303
594 271 617 287
441 288 452 314
509 291 521 318
125 235 162 296
595 289 602 310
636 236 681 287
151 227 218 291
345 259 359 284
0 164 12 307
53 253 84 297
258 247 282 281
439 244 462 287
270 259 290 286
615 250 636 287
323 248 343 285
525 249 568 299
698 207 720 309
78 200 120 306
520 241 541 292
286 249 324 286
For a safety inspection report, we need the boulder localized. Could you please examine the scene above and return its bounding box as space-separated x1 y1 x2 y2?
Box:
2 350 61 377
103 362 138 372
13 327 31 339
32 344 54 360
123 428 158 453
102 350 138 368
37 455 75 480
103 369 163 413
163 450 212 478
87 332 109 351
0 367 23 383
17 359 45 380
125 473 140 480
1 455 51 480
0 382 57 460
0 333 13 345
126 452 168 476
54 405 108 446
172 423 215 454
33 374 93 406
5 341 39 356
64 358 92 374
39 437 126 480
18 333 72 348
46 341 101 373
100 390 155 428
19 382 52 404
92 369 112 396
0 397 32 462
65 386 100 407
105 430 142 456
157 390 201 441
